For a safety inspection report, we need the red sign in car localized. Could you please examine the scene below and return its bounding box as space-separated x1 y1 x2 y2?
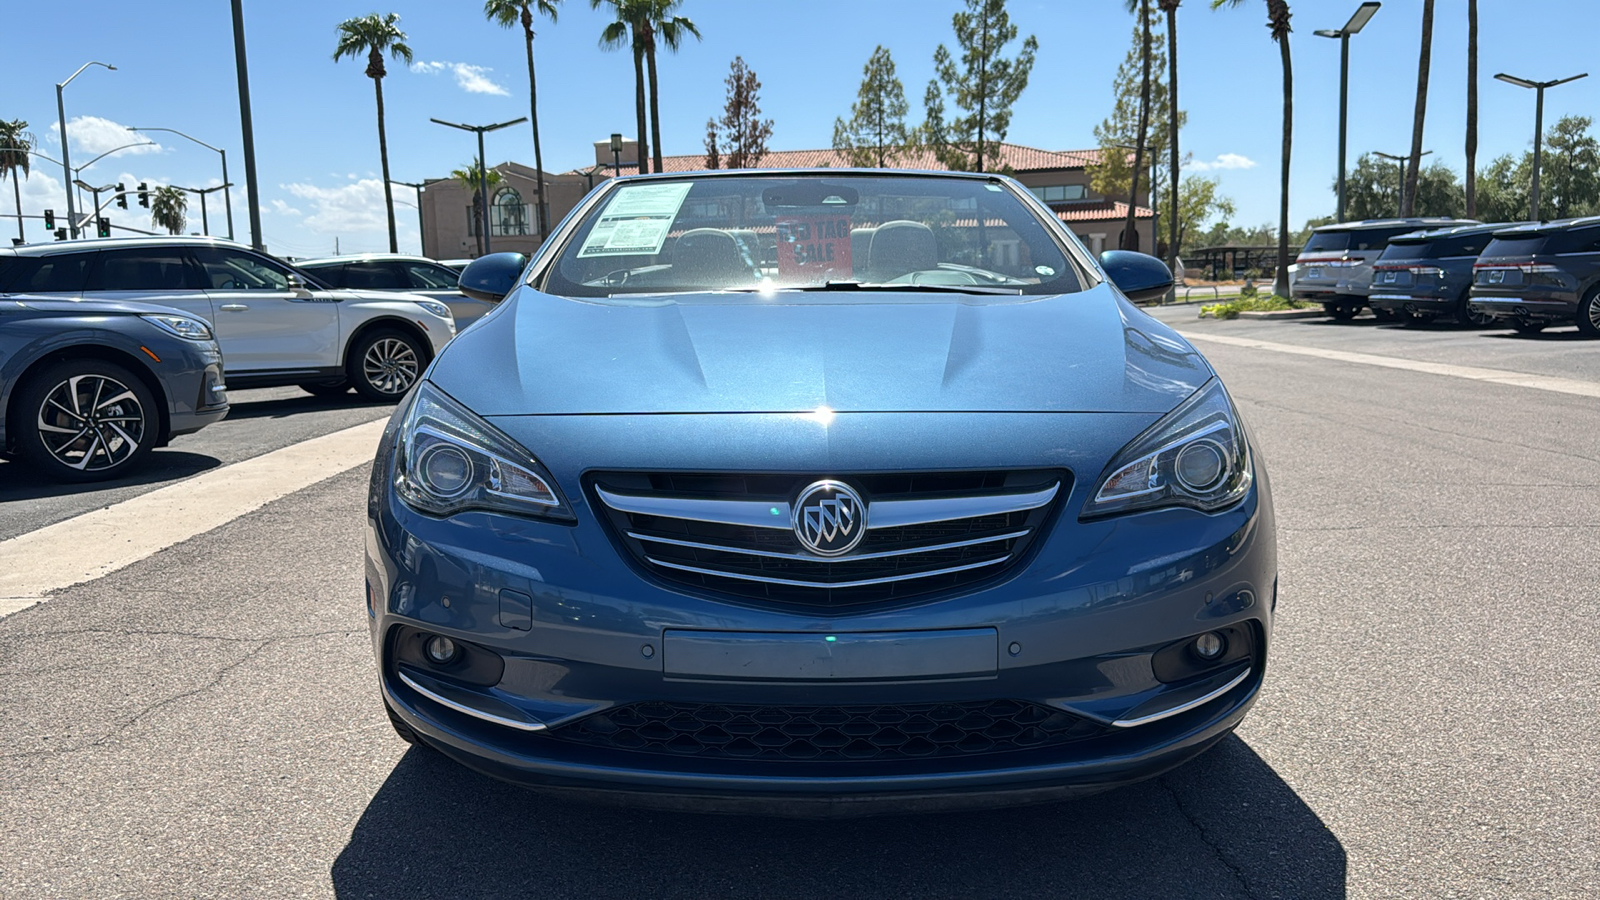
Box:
776 215 852 282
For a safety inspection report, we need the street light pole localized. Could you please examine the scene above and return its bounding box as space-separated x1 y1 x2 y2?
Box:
391 180 427 255
430 117 526 256
1373 150 1428 216
1496 72 1588 221
231 0 264 250
1315 3 1381 224
56 61 116 239
132 127 233 240
610 133 623 177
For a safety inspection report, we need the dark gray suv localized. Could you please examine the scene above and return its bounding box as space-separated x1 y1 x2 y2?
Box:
1366 223 1510 327
1468 217 1600 335
1292 218 1475 320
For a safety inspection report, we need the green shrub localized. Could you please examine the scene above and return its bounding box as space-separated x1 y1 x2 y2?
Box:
1199 295 1311 319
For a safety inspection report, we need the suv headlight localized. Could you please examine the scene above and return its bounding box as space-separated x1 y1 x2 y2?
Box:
140 314 213 341
394 381 573 521
414 299 453 320
1083 379 1252 518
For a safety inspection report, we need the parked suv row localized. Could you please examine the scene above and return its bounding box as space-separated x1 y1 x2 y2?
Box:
1468 217 1600 335
0 237 456 400
1366 223 1507 327
1291 218 1479 320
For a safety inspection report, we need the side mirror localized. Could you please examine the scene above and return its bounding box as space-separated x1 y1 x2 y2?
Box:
1099 250 1174 304
458 252 528 303
285 273 313 297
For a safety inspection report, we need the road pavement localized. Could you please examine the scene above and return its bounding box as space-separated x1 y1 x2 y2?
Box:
1 315 1596 898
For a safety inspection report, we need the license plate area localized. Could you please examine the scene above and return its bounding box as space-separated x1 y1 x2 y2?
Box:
1488 269 1505 283
1303 267 1323 279
662 628 999 681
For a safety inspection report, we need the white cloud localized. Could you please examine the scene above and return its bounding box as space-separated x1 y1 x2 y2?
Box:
1189 153 1257 172
269 198 302 217
415 60 510 96
283 177 393 234
50 116 164 158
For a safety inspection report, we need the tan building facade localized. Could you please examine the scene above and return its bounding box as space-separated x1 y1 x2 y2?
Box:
419 141 1154 261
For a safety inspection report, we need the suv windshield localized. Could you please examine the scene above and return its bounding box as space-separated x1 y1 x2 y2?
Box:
543 174 1084 298
1304 227 1414 255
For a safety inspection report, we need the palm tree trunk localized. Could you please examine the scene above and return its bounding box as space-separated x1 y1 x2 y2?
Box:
1274 21 1292 298
1402 0 1435 216
374 76 398 252
632 41 649 174
524 27 549 237
1167 4 1180 273
1124 0 1152 251
1464 0 1478 218
648 44 665 174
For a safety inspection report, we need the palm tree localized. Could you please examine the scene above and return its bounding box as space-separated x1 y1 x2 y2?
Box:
1121 0 1154 251
1401 0 1435 216
1214 0 1293 298
1464 0 1478 218
1159 1 1182 270
485 0 560 237
451 162 504 256
151 186 187 235
333 13 414 253
639 0 701 174
594 0 651 174
0 119 35 243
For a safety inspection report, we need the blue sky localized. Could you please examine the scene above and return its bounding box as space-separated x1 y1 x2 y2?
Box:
3 0 1598 256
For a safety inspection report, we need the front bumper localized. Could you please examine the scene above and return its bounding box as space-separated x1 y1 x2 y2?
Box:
362 413 1277 810
157 340 228 440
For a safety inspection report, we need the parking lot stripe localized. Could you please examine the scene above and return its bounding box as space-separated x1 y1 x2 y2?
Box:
0 417 388 619
1179 331 1600 399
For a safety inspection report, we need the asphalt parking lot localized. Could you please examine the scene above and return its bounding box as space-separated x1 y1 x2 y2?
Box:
2 313 1597 898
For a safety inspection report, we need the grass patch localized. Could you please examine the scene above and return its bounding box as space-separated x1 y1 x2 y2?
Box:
1198 284 1312 319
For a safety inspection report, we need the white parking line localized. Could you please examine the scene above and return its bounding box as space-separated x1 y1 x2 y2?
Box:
0 417 388 620
1179 331 1600 400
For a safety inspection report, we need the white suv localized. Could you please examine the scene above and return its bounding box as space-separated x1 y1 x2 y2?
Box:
0 237 454 401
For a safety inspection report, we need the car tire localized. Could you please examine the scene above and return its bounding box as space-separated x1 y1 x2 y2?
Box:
1513 320 1545 335
384 697 423 746
1322 302 1340 318
1576 286 1600 337
14 359 158 483
299 379 351 398
348 329 425 402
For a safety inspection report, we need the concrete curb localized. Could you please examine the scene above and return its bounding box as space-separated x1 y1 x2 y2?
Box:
1236 308 1326 320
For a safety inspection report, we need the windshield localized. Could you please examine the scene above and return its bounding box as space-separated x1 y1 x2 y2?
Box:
541 174 1086 298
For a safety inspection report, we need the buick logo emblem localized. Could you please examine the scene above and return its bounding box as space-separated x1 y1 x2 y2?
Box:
792 480 866 557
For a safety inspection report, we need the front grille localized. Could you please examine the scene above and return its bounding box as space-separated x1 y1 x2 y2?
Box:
545 699 1107 763
591 470 1065 608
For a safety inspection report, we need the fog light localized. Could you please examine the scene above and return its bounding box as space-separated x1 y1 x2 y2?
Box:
424 634 460 665
1193 631 1226 660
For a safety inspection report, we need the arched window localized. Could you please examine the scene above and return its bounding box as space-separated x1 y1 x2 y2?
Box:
491 187 529 236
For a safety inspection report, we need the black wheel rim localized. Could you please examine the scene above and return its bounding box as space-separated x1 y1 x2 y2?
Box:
362 337 419 395
36 374 146 472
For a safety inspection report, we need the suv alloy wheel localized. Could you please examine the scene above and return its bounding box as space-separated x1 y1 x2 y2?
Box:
349 329 426 401
16 359 157 482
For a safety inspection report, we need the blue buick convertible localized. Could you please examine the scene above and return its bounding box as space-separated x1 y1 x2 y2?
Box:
364 169 1275 814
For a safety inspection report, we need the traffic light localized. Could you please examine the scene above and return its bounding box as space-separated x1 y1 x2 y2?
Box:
96 217 111 238
116 183 128 209
43 209 54 229
137 182 149 208
54 228 67 241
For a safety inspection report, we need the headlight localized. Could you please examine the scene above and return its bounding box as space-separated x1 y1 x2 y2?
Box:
1083 379 1252 518
140 314 213 341
394 381 573 520
415 299 452 320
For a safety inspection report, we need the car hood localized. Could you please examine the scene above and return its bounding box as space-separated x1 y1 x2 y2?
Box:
4 294 193 318
429 284 1212 415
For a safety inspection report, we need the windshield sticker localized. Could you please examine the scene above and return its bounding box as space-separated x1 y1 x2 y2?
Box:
775 215 853 282
577 183 693 257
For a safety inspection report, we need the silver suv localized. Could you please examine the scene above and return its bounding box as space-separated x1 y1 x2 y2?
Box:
0 237 455 401
1292 218 1476 321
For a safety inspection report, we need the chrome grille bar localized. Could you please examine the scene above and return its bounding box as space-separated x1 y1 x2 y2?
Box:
645 555 1012 589
626 529 1032 563
596 483 1059 530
